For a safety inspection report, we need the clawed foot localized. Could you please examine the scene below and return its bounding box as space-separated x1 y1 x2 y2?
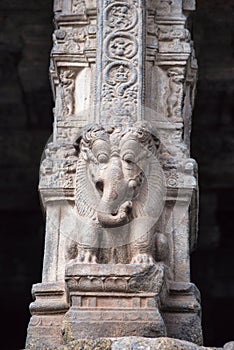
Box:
76 250 97 264
131 253 155 265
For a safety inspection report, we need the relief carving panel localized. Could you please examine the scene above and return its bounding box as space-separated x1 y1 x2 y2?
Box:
53 26 96 55
61 122 168 265
97 0 143 122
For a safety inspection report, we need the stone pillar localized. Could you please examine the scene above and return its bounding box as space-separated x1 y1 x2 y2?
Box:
25 0 202 348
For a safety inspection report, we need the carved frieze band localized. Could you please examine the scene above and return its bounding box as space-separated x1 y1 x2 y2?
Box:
53 0 88 16
65 273 164 293
40 144 77 189
66 309 158 322
65 263 166 293
96 0 144 122
53 25 96 56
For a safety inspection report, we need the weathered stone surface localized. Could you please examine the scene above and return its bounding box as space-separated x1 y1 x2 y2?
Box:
63 263 167 341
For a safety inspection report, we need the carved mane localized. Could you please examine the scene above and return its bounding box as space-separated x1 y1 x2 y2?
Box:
74 122 165 226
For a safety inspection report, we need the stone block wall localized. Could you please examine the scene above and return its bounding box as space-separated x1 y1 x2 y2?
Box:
0 0 234 349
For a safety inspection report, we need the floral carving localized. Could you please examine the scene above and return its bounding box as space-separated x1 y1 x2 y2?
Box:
106 33 138 59
104 62 137 95
104 3 137 31
65 263 166 292
166 173 179 187
97 0 142 122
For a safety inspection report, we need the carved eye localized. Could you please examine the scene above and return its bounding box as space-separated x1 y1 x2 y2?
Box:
97 153 109 163
123 152 135 164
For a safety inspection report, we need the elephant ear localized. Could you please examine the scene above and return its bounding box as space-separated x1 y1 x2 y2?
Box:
74 141 98 220
134 129 165 220
132 155 166 222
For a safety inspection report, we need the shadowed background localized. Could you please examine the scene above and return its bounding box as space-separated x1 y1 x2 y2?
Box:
0 0 233 349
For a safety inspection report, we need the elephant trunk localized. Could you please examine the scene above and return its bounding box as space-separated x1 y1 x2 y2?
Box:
96 159 133 228
97 200 132 228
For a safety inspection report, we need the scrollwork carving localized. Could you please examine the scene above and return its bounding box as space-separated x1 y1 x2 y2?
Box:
97 0 142 122
104 62 137 95
104 2 137 31
105 33 138 59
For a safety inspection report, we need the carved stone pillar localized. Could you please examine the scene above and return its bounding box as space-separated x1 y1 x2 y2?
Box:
25 0 202 348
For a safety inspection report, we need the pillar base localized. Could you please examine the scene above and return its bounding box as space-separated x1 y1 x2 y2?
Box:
162 282 203 345
63 263 167 341
25 282 69 349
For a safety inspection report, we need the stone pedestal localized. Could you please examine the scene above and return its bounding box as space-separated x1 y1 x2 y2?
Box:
163 282 203 345
62 263 167 341
26 282 69 348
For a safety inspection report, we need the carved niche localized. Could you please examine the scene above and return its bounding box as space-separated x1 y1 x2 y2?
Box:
63 122 168 265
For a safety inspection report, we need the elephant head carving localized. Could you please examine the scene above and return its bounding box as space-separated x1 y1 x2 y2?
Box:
71 122 167 264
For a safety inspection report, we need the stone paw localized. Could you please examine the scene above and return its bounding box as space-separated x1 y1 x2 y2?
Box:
131 253 155 265
77 250 97 264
